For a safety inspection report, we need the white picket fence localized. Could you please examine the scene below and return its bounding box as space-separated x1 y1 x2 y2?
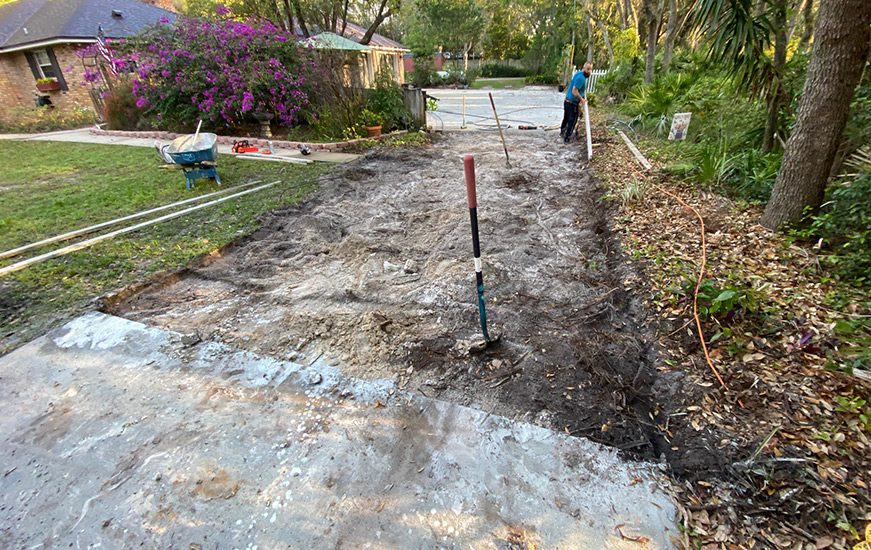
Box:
586 69 608 94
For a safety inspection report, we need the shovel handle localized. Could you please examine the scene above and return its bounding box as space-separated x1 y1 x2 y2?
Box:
464 155 477 208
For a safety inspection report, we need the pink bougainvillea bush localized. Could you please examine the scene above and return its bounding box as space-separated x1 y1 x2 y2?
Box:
117 9 314 129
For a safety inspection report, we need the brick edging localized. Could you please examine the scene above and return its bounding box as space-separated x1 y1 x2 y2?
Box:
88 128 409 151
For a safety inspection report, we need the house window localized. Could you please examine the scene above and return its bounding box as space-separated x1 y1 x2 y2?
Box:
33 49 57 79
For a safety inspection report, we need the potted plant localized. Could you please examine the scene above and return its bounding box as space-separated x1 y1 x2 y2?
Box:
359 108 383 137
36 78 60 92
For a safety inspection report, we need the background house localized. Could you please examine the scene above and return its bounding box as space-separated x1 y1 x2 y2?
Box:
339 21 408 87
297 20 408 88
0 0 174 123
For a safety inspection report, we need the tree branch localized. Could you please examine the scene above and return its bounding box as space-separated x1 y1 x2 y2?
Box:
360 0 391 45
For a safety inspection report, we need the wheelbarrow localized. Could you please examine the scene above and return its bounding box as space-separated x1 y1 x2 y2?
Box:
157 128 222 190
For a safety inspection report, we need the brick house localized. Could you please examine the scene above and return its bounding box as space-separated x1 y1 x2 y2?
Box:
0 0 174 123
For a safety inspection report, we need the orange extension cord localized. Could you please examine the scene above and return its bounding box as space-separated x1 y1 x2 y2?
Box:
628 165 730 392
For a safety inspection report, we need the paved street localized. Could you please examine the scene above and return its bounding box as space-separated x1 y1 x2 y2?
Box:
424 86 567 132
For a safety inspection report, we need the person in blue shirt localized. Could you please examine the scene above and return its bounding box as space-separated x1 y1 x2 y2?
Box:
560 62 592 144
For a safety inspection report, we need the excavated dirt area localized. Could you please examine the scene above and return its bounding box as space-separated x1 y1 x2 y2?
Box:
110 131 705 473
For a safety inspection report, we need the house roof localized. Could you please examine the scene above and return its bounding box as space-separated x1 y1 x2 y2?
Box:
291 18 408 53
339 20 408 52
305 32 370 51
0 0 175 52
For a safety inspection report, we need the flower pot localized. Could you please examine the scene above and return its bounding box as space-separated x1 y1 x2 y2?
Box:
36 81 61 92
365 125 382 137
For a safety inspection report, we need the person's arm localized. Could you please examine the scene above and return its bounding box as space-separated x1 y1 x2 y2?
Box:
572 85 581 101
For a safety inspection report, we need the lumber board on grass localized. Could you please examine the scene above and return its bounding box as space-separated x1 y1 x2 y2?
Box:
0 181 279 277
0 181 263 260
235 153 311 165
617 130 652 170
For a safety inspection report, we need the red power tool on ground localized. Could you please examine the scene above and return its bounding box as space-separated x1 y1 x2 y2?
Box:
231 140 259 154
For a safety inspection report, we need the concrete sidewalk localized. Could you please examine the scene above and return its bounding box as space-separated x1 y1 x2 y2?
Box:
0 127 360 163
0 312 677 549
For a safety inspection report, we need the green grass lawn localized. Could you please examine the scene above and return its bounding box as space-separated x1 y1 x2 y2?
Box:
0 141 327 354
470 78 527 90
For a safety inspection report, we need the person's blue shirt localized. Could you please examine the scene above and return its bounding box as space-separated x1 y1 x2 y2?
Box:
565 71 587 103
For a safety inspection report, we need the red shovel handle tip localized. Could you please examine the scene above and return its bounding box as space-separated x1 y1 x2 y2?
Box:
464 155 476 208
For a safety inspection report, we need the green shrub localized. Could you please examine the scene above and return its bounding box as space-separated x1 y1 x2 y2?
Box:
442 68 466 86
525 74 557 85
409 58 440 87
673 276 762 322
623 72 698 123
723 149 783 202
795 153 871 286
103 80 144 130
693 142 730 185
357 108 384 127
597 60 642 100
367 68 411 131
0 104 96 133
480 64 530 78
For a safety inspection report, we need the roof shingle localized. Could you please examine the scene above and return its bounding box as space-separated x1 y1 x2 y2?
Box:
0 0 175 51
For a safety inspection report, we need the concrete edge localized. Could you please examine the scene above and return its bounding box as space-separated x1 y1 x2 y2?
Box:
89 128 410 151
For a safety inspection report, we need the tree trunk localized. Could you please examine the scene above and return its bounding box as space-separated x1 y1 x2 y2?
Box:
292 0 310 37
638 0 649 53
662 0 677 72
798 0 815 52
760 0 871 229
762 0 788 154
643 0 662 83
593 15 615 71
586 5 595 64
625 0 637 31
616 0 627 30
786 0 804 43
340 0 349 35
282 0 293 32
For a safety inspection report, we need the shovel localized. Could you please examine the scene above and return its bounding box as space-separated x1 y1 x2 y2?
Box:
464 154 500 352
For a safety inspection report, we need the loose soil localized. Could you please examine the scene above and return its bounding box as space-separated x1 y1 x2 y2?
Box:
109 131 710 475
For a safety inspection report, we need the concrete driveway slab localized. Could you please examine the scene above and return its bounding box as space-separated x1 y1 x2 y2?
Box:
0 312 677 549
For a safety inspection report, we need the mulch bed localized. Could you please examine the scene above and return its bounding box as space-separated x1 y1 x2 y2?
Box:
592 128 871 549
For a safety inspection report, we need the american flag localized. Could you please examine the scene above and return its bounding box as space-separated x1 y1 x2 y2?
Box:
96 25 117 77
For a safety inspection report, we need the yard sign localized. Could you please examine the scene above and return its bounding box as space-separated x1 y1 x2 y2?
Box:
668 112 692 140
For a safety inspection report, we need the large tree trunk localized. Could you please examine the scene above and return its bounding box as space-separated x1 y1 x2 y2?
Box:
798 0 815 52
762 0 788 154
662 0 677 72
760 0 871 229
